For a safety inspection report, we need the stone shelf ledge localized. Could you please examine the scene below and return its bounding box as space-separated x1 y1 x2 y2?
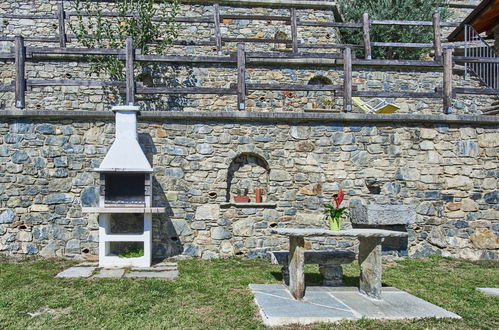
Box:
220 202 277 208
82 207 165 214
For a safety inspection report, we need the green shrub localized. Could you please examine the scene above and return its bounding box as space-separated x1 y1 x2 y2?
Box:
69 0 179 80
338 0 449 59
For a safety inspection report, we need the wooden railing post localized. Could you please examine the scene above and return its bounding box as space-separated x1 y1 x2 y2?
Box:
362 12 371 60
213 4 222 55
343 47 352 112
432 12 442 61
57 1 66 47
15 36 26 109
443 48 453 114
290 8 298 53
125 36 135 105
237 43 246 111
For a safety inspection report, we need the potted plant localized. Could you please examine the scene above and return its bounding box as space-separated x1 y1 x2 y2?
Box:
324 188 348 230
234 188 250 203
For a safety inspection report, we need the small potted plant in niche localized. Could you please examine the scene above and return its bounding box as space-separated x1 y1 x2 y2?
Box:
234 188 250 203
324 188 348 230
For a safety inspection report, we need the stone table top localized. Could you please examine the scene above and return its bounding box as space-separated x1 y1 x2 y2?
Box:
270 228 408 238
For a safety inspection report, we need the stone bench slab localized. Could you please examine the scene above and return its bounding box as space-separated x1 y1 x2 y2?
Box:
270 228 408 238
270 250 356 265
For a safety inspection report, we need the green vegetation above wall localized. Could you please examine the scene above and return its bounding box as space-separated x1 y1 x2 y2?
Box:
338 0 449 60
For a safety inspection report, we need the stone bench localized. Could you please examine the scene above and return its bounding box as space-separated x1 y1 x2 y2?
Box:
269 250 356 286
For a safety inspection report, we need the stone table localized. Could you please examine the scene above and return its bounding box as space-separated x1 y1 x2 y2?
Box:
270 228 408 300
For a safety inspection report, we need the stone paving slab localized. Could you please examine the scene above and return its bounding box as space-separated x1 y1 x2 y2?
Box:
250 284 461 326
476 288 499 297
125 270 179 279
94 268 125 278
55 267 96 278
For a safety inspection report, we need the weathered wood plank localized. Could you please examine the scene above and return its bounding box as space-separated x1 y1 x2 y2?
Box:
237 43 246 110
288 236 305 300
454 87 499 95
343 47 352 112
432 12 442 61
0 36 59 43
220 14 290 21
354 91 441 98
27 47 124 56
298 21 362 28
222 37 291 44
352 59 442 67
213 4 223 55
125 37 135 105
57 2 66 48
137 87 235 94
370 42 433 48
135 54 234 63
0 14 57 19
0 85 14 92
362 12 371 60
443 48 453 114
453 56 499 64
247 51 342 59
299 43 363 49
247 83 342 91
27 80 124 87
290 8 298 53
15 36 26 109
370 19 459 27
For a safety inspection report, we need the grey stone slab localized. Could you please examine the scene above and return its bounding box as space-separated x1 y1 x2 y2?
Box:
270 228 408 238
55 267 96 278
125 270 179 279
350 204 416 225
250 284 461 326
331 287 461 320
94 268 125 278
476 288 499 296
131 266 177 271
250 284 358 326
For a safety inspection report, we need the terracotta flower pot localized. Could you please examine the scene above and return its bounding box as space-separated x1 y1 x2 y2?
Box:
234 196 250 203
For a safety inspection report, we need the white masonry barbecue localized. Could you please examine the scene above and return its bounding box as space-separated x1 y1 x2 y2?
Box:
83 105 164 268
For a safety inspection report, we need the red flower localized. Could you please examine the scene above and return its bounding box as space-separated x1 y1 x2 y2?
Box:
333 188 344 208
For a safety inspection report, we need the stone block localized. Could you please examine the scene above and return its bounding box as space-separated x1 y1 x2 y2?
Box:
195 204 219 220
351 204 416 225
0 209 16 224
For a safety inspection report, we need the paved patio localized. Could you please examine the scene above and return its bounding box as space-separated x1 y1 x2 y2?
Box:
250 284 461 326
55 262 178 280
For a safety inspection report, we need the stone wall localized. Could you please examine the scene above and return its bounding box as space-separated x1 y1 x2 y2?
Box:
0 1 495 114
0 115 497 260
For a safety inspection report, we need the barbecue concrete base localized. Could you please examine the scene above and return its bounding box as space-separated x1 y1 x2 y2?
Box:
250 284 461 326
55 262 178 280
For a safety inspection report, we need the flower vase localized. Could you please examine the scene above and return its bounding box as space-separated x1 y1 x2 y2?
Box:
329 217 341 231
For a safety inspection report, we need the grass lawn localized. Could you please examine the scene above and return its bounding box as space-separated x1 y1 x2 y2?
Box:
0 256 497 329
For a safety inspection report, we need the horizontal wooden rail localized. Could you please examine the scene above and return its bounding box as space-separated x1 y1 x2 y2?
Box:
370 42 434 48
137 87 236 94
247 83 348 91
354 91 441 98
27 80 124 87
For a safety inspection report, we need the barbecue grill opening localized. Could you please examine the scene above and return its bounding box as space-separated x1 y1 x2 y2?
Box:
104 173 146 205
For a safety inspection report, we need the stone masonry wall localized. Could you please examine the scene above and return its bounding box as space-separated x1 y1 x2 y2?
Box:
0 117 497 261
0 1 495 114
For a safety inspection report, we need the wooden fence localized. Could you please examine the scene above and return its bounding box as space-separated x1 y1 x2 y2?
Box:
0 1 498 113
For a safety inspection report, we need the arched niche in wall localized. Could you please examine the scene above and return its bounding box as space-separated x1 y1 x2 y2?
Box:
226 153 270 203
307 75 332 85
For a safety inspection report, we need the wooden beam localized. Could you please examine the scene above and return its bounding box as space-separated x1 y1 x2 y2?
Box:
370 19 458 27
15 36 26 109
362 12 371 60
370 42 433 48
137 87 236 94
298 21 362 28
290 8 298 53
454 87 499 95
222 37 291 44
213 4 223 55
432 12 442 61
237 43 246 111
57 1 66 48
343 47 352 112
125 37 135 105
354 91 441 98
443 48 453 114
220 14 290 21
247 83 343 91
27 80 124 87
